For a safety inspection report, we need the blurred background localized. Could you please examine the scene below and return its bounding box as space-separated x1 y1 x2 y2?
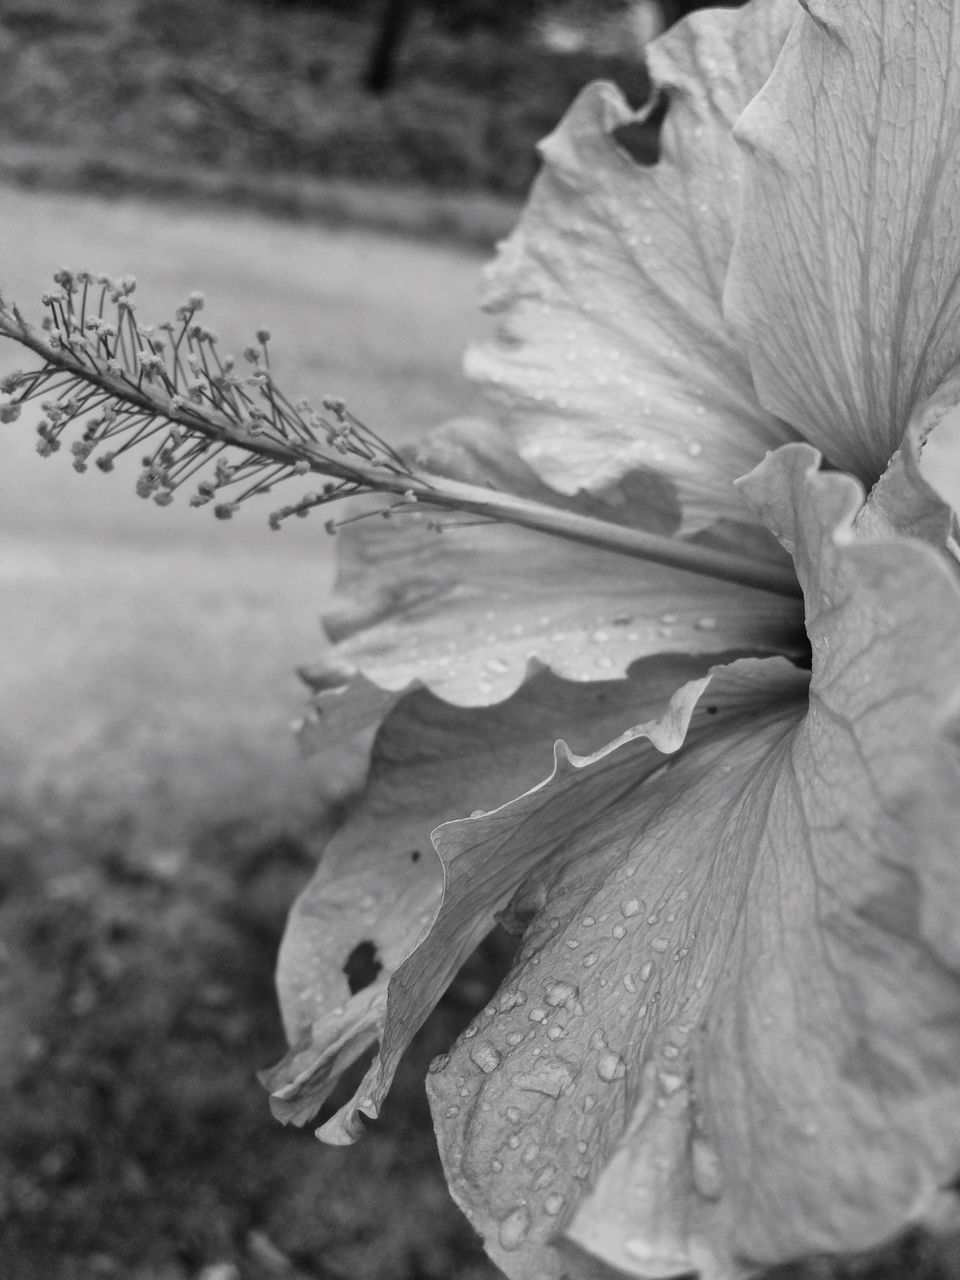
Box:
0 3 955 1279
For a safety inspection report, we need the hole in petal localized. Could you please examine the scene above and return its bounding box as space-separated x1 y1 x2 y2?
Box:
612 91 669 166
343 940 383 995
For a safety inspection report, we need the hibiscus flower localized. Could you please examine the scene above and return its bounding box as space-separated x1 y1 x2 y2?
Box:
3 1 960 1277
262 1 960 1277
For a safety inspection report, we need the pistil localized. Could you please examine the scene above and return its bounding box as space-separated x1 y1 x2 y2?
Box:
0 277 802 602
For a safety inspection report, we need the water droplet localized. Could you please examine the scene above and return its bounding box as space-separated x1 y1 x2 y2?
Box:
485 656 510 674
596 1050 626 1082
529 1007 548 1023
651 937 669 953
522 1142 540 1167
639 960 654 982
582 1093 597 1113
621 898 641 918
625 1237 690 1268
695 616 717 631
498 990 525 1012
687 441 703 457
623 973 638 994
470 1042 502 1074
429 1053 451 1074
612 924 627 940
515 1060 577 1098
543 1192 566 1217
544 980 578 1007
499 1205 531 1251
534 1164 556 1190
505 1030 524 1046
659 1070 684 1094
491 1158 503 1172
591 628 610 643
546 1025 564 1041
565 938 581 950
504 1105 521 1124
445 1105 459 1118
692 1136 723 1199
582 952 599 968
462 1024 478 1039
589 1030 606 1050
508 1134 521 1150
581 916 596 928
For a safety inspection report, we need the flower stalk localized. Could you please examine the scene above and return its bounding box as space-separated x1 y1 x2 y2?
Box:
0 274 801 600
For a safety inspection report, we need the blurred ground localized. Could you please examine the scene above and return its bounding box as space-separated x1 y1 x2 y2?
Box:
0 186 512 1280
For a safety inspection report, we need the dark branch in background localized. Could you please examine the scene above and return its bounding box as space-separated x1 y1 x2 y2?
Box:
364 0 415 93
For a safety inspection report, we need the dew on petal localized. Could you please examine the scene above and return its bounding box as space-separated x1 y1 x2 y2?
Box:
621 898 641 918
596 1050 626 1083
498 990 526 1012
692 1136 723 1200
499 1205 531 1251
659 1071 684 1094
470 1042 503 1074
651 937 669 953
534 1164 556 1190
544 980 578 1007
515 1059 577 1098
543 1192 566 1217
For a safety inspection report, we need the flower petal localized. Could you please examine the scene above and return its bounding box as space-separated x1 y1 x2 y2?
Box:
856 375 960 547
466 0 799 529
426 446 960 1278
320 419 803 707
263 654 715 1138
726 0 960 485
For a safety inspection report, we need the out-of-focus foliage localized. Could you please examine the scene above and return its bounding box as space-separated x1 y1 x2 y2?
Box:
0 0 656 198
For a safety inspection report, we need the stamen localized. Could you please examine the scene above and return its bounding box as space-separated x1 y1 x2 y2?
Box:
0 276 802 601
